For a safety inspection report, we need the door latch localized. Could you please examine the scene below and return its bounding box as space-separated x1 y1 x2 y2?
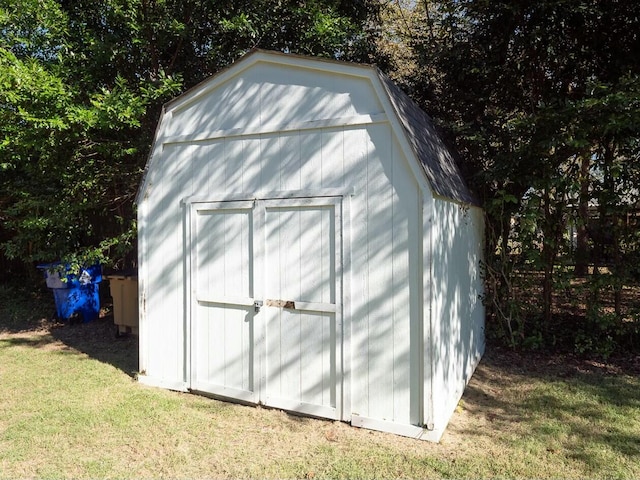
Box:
254 300 263 313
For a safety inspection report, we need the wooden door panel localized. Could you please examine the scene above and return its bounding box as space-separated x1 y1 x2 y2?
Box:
263 200 339 418
190 202 257 403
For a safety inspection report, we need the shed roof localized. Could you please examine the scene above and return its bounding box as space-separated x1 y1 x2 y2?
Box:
139 49 477 206
375 70 477 205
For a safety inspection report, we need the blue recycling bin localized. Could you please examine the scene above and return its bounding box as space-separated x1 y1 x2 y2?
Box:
38 263 102 322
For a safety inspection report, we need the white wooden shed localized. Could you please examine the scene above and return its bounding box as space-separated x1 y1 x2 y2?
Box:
136 49 485 442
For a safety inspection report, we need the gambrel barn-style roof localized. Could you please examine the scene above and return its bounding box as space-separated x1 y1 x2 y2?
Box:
138 49 477 207
375 71 477 205
136 49 485 442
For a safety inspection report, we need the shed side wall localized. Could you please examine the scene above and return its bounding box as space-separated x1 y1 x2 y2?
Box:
430 200 485 434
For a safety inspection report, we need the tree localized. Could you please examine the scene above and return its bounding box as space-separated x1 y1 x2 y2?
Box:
0 0 383 276
404 0 640 353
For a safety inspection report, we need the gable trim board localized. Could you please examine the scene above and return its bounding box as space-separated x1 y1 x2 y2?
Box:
137 49 485 442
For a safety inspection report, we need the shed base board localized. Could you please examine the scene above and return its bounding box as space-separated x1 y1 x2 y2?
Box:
137 376 448 442
189 388 258 407
350 414 444 442
264 396 339 420
138 375 188 393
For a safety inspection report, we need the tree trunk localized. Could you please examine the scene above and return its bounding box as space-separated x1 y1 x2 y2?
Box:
603 142 623 317
541 177 567 328
542 185 554 327
574 155 591 276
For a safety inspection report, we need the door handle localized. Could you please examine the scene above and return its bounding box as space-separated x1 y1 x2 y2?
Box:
254 300 263 313
265 299 296 309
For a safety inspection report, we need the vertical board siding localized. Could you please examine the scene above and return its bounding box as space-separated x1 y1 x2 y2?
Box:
165 64 382 137
190 140 214 194
280 132 302 191
172 127 361 195
261 135 282 190
430 200 485 433
224 138 245 191
145 97 421 427
390 136 414 425
345 127 371 418
299 131 324 191
145 143 188 382
138 58 487 440
192 204 255 395
195 209 251 301
264 204 337 411
146 124 419 418
431 199 456 429
321 129 345 189
364 123 395 422
346 125 418 425
243 137 263 193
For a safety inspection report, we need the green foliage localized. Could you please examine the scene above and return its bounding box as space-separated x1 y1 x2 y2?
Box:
0 0 381 273
0 42 180 267
4 0 637 357
399 0 640 355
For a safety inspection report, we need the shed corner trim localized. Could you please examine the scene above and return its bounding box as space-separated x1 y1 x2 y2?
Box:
351 414 443 442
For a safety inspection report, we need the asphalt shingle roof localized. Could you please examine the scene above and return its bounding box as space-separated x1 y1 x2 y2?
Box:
376 70 477 205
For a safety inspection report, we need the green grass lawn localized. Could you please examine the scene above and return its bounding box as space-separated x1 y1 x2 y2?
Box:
1 284 639 479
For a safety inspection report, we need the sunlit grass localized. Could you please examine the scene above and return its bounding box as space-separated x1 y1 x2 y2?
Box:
0 307 638 478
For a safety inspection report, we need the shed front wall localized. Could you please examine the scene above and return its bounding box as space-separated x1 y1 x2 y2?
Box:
139 64 433 432
140 124 427 417
162 63 381 138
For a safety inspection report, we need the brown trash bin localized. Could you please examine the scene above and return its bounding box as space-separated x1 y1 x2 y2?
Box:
106 273 138 337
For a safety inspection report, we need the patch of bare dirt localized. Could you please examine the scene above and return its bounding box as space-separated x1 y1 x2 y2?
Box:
484 343 640 377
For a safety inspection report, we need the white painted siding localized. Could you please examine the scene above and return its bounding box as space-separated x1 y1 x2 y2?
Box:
164 64 383 138
140 142 189 385
263 201 338 417
191 205 255 397
349 127 421 426
143 120 422 418
430 200 485 436
139 55 485 441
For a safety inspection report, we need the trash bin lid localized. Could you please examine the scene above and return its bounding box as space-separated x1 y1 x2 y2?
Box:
104 268 138 280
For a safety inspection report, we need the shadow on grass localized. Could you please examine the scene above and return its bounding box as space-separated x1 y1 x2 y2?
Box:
0 283 56 333
48 314 139 377
0 333 64 349
0 282 138 377
458 345 640 466
2 281 638 471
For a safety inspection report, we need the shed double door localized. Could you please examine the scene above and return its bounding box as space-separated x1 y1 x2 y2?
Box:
189 196 343 420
